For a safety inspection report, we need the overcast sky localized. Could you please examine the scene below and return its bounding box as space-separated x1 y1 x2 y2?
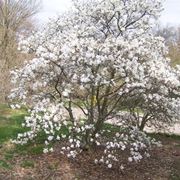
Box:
37 0 180 26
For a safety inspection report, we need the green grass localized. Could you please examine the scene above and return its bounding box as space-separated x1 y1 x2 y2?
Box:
0 160 12 170
13 143 44 155
20 160 35 168
0 104 68 157
0 104 50 171
0 113 27 144
4 152 14 160
0 104 29 142
148 132 180 141
103 123 121 132
0 104 9 109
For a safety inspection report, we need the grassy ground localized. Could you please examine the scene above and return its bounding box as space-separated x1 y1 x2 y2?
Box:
0 105 45 169
0 104 26 144
0 104 179 180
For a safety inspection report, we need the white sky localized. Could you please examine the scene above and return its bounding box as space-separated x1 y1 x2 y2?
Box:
37 0 180 26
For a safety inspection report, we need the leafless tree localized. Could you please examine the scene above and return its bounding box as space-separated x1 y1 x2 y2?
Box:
0 0 41 102
0 0 41 68
154 24 180 66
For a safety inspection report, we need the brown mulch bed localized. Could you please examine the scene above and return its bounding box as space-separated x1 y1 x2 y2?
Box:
0 136 179 180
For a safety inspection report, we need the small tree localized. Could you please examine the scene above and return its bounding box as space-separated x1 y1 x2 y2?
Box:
10 0 180 168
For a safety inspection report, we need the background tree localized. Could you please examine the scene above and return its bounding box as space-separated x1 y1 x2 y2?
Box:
155 24 180 66
0 0 41 102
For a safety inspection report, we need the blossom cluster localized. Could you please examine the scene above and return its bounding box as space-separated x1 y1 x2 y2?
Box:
95 127 161 168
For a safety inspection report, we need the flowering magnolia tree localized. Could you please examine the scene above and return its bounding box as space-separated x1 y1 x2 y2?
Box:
9 0 180 168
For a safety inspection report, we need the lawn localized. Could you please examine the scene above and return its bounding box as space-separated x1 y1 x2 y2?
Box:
0 104 179 180
0 105 45 169
0 104 27 144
